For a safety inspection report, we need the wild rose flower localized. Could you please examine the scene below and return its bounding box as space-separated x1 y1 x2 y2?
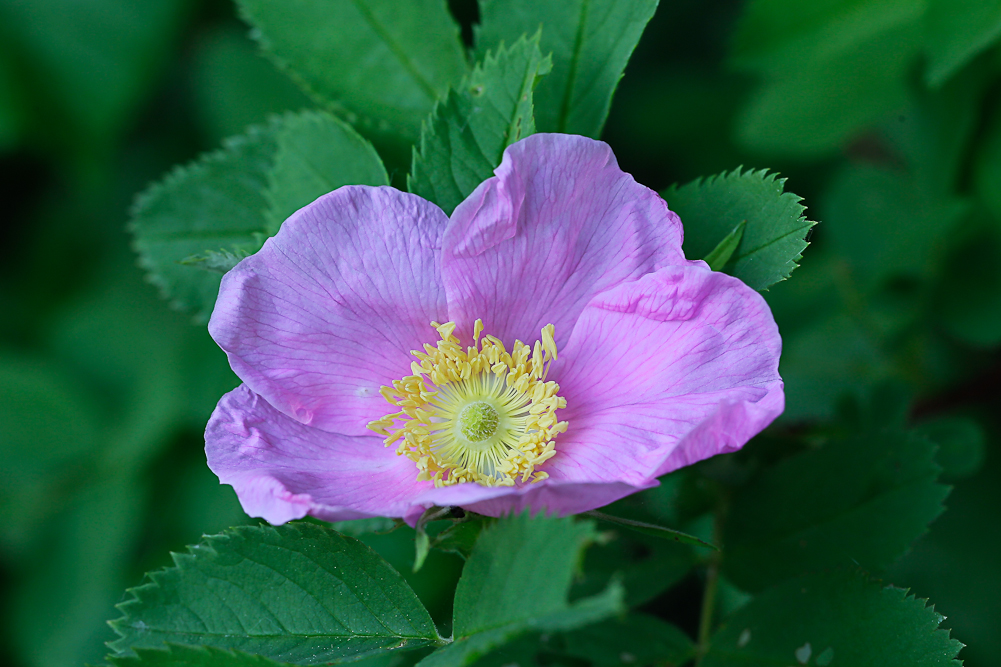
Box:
205 134 784 526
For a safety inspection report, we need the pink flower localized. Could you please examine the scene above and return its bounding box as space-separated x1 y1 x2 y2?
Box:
205 134 784 526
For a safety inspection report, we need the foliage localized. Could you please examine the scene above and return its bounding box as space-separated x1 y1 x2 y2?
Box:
3 1 1001 667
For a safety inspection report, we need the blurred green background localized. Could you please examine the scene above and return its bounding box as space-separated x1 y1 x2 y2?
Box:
1 0 999 665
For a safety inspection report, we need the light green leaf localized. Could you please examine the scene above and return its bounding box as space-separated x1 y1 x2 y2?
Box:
409 33 552 215
723 430 949 592
237 0 468 141
265 109 389 233
420 584 624 667
925 0 1001 87
663 168 814 291
703 220 746 272
131 110 388 322
110 645 291 667
418 514 623 667
474 0 658 138
703 570 963 667
730 0 926 156
107 523 442 663
554 614 695 667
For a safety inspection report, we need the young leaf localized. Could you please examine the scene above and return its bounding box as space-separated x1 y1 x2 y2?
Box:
703 220 746 271
723 430 949 592
131 110 388 322
418 514 624 667
663 168 814 291
702 570 963 666
237 0 468 141
107 523 442 663
409 32 552 215
131 118 280 322
264 109 389 233
554 614 695 667
924 0 1001 88
474 0 659 138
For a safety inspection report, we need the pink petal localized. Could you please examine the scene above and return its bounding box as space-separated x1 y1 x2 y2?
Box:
548 263 784 483
208 186 448 435
442 134 685 348
206 385 428 523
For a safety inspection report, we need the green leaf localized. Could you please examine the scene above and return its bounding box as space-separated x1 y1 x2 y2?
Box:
265 109 389 233
131 110 388 322
821 164 969 285
553 614 695 667
925 0 1001 87
702 570 963 667
730 0 925 156
111 645 290 667
723 430 949 592
703 220 745 272
237 0 468 142
582 510 716 550
0 0 190 147
474 0 658 138
107 523 442 663
420 584 624 667
663 168 814 291
914 416 986 480
418 514 624 667
130 118 280 322
933 222 1001 347
190 26 314 145
409 33 552 215
573 533 695 608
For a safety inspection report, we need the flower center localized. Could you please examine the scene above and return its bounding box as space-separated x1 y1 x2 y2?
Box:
367 319 567 488
459 402 499 442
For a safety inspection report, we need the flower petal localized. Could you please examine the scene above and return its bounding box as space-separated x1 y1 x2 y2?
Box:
208 186 448 435
443 133 685 348
548 264 784 483
206 385 427 524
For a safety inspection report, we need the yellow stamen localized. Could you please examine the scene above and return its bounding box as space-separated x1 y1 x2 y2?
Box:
367 321 566 487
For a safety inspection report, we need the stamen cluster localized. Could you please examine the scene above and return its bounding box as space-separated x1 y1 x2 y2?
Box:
367 319 567 487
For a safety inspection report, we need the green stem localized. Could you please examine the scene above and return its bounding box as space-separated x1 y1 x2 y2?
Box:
696 510 725 665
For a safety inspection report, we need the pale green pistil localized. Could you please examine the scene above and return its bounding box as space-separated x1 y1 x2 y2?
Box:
458 401 500 442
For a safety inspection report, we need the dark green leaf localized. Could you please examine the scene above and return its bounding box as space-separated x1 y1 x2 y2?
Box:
237 0 468 141
409 33 552 215
107 523 442 663
0 0 189 146
820 164 969 284
554 614 695 667
264 109 389 233
474 0 658 138
731 0 925 156
663 168 814 291
703 220 745 271
914 416 986 480
131 118 280 321
131 110 387 322
331 517 402 537
573 533 695 608
582 510 716 550
723 430 949 592
703 570 963 667
111 645 291 667
934 223 1001 347
925 0 1001 87
430 520 484 560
